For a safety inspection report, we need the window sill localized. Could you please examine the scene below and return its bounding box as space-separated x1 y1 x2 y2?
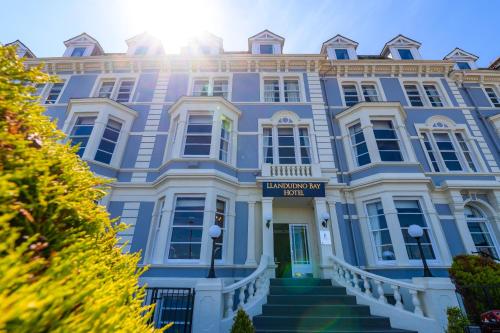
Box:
347 161 422 174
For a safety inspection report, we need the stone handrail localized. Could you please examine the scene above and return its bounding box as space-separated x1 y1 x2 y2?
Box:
329 256 427 317
222 255 271 319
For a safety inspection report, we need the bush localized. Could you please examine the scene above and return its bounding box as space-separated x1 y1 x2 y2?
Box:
0 46 166 331
449 255 500 324
230 308 255 333
446 307 469 333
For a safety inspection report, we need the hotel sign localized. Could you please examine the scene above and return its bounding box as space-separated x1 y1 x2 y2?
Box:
262 182 325 198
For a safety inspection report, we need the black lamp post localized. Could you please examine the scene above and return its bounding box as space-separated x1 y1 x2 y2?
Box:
207 225 222 278
408 224 433 277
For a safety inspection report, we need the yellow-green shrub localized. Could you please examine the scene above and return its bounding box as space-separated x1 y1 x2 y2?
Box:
0 45 166 332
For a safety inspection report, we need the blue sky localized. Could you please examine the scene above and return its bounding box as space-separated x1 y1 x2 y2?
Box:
1 0 498 67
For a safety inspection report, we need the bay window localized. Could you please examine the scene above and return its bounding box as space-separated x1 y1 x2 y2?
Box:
261 125 312 165
168 197 205 260
69 116 96 157
94 119 122 164
349 122 371 166
366 201 395 261
372 120 403 162
183 115 213 156
395 200 436 260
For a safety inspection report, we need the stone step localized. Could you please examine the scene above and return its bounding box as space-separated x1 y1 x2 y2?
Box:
261 304 371 317
253 315 391 330
269 285 347 295
270 278 331 286
267 294 357 305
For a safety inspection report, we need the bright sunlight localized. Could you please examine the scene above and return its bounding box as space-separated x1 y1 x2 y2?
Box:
119 0 222 53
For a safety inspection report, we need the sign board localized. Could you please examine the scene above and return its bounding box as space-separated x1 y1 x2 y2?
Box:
320 230 332 245
262 182 325 198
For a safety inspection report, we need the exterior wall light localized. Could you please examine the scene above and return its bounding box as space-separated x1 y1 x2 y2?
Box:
264 212 272 229
207 225 222 278
321 212 330 228
408 224 433 277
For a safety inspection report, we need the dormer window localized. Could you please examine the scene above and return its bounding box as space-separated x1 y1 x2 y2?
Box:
456 62 471 70
335 49 350 60
134 46 148 55
71 47 86 57
260 44 274 54
397 49 413 60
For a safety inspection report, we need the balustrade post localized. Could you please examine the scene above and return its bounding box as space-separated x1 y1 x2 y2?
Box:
409 289 423 316
238 286 246 308
375 280 387 303
225 290 234 317
353 273 361 292
391 285 403 309
362 276 372 297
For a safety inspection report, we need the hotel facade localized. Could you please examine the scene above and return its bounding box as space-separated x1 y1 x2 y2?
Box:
7 31 500 332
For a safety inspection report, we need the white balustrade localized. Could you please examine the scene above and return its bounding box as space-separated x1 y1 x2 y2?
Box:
329 256 427 318
261 164 321 178
222 255 271 320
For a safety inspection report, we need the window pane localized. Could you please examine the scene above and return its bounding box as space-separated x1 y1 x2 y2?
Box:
94 119 122 164
349 123 371 166
45 83 65 104
465 205 499 258
398 49 413 60
214 199 226 259
372 120 403 162
193 80 209 96
284 79 300 102
366 201 394 261
213 79 229 98
115 80 134 103
260 44 274 54
335 49 349 60
433 132 463 171
423 84 444 107
456 62 471 70
362 84 379 102
342 84 359 107
395 200 436 260
168 197 206 260
278 127 296 164
71 47 86 57
219 119 231 162
485 87 500 107
184 115 212 156
263 127 273 164
404 84 424 107
97 81 115 98
264 79 280 102
299 127 311 164
69 116 96 157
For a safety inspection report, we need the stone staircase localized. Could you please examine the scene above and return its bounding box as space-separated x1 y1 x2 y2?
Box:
253 278 417 333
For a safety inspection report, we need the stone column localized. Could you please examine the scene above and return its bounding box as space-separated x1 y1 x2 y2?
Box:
261 198 274 260
326 199 344 260
448 190 476 254
245 201 257 265
314 198 335 277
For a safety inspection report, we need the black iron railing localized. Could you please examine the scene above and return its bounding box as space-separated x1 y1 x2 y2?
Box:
144 287 195 333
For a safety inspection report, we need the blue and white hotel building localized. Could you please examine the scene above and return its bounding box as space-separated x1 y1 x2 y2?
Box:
7 31 500 332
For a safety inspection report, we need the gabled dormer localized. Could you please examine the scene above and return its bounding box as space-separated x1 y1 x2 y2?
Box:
321 34 358 60
126 32 165 56
248 29 284 55
182 32 223 55
381 34 422 60
444 48 479 70
5 40 36 58
63 33 104 57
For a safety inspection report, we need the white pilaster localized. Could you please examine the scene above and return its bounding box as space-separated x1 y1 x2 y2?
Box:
261 198 274 260
245 201 257 265
313 198 335 274
327 199 344 260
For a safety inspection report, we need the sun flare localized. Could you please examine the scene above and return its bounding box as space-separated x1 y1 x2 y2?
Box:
120 0 221 53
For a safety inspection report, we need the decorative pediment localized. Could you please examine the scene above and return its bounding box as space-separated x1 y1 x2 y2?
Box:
63 33 104 55
444 48 478 61
381 34 421 56
321 34 358 54
425 115 456 129
5 40 35 58
248 29 285 51
270 111 301 125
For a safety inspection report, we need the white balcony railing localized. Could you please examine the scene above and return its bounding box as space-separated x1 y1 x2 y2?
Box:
261 164 321 178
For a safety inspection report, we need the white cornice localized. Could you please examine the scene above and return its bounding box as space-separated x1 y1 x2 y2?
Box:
335 102 407 121
67 98 138 118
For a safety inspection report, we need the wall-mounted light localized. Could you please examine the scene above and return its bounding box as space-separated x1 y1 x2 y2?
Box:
264 212 272 229
321 212 330 228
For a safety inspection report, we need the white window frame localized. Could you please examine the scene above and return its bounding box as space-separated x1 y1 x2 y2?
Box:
338 79 386 107
484 85 500 108
91 75 138 103
463 203 500 258
393 197 440 265
214 197 229 262
364 199 396 264
182 113 214 158
188 74 232 101
401 80 451 108
416 116 485 173
397 48 415 60
166 98 240 166
371 118 404 162
61 99 137 168
258 111 317 167
166 195 207 263
260 73 305 103
42 80 69 105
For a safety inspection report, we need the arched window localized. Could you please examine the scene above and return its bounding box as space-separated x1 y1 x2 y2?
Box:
464 205 499 258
